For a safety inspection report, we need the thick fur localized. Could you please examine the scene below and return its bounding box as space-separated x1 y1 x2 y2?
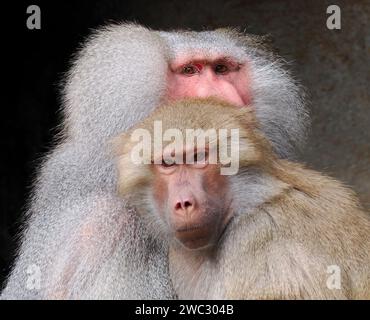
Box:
2 24 172 300
118 100 370 299
171 162 370 299
2 23 308 299
160 28 309 157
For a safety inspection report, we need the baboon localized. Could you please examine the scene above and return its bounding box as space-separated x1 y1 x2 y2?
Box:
116 98 370 299
2 23 308 299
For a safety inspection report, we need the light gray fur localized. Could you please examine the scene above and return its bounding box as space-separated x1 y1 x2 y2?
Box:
160 29 309 157
2 24 173 300
1 23 308 299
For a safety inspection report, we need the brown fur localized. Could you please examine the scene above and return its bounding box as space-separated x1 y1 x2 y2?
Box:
115 98 370 299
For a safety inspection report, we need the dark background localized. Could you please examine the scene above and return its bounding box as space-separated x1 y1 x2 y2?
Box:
1 0 369 288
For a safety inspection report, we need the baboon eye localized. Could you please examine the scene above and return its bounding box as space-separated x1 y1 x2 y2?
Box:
161 159 175 167
182 65 198 75
193 151 209 168
194 152 207 163
214 64 229 74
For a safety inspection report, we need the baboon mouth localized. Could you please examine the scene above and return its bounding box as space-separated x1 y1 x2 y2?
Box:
176 224 207 233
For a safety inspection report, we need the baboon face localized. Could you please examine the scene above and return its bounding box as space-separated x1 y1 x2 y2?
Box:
116 99 265 251
151 148 232 250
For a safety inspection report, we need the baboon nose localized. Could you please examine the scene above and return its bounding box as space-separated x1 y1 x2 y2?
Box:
174 198 195 215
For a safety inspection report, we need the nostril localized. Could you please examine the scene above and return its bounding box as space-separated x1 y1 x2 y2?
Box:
175 202 182 211
184 201 192 208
